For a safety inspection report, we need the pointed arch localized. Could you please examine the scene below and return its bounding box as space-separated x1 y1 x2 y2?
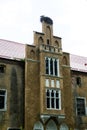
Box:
62 56 67 65
30 50 35 59
54 40 59 47
38 37 44 44
46 120 57 130
60 123 69 130
46 26 51 44
33 121 44 130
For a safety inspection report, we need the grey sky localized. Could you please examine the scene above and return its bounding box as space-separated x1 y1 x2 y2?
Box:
0 0 87 56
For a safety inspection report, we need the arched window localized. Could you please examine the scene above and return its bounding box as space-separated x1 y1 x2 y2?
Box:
30 50 35 59
46 120 57 130
62 56 67 65
38 37 44 44
33 121 44 130
46 26 51 44
60 124 69 130
54 40 59 47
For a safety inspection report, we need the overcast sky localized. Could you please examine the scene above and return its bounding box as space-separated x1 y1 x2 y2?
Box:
0 0 87 56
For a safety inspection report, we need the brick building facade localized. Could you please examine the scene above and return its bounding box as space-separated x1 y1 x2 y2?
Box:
0 16 87 130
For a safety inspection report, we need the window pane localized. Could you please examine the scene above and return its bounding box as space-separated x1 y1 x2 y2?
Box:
56 80 60 88
51 80 54 87
45 79 49 87
54 60 58 76
0 96 4 109
51 98 54 108
77 98 85 116
47 90 50 96
50 58 53 75
51 90 54 97
47 98 50 108
0 90 5 95
56 91 59 97
56 99 59 109
46 58 49 74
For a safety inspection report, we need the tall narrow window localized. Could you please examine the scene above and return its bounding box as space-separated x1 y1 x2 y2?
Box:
50 58 53 75
47 39 50 45
56 91 59 109
51 90 54 108
45 58 49 74
76 77 81 86
0 65 6 73
46 90 50 108
54 59 58 76
0 89 6 110
76 97 85 116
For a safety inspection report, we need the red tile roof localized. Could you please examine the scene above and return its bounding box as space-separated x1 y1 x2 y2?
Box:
0 39 25 60
70 54 87 72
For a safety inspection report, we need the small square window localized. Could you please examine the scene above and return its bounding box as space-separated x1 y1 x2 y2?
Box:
51 80 54 87
0 89 7 111
45 79 49 87
56 80 60 88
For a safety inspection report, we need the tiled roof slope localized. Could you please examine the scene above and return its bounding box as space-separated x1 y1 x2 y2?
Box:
0 39 25 60
70 54 87 72
0 39 87 73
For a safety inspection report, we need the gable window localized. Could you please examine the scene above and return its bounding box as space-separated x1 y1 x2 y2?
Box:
45 57 59 76
76 97 86 116
0 89 7 111
46 89 61 110
0 65 6 73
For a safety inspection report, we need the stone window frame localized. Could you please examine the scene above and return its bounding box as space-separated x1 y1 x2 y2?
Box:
7 128 21 130
45 57 60 77
76 97 86 116
46 89 61 110
0 89 7 111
